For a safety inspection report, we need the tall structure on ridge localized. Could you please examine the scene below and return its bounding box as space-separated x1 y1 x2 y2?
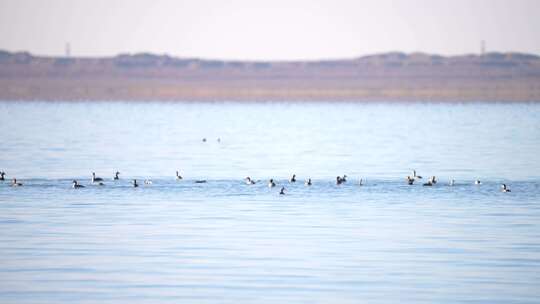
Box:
480 40 486 56
65 42 71 57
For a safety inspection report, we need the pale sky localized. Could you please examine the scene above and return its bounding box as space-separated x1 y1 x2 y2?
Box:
1 0 539 60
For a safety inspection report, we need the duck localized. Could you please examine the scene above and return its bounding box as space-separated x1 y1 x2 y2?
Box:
92 172 103 183
11 178 22 187
413 170 422 179
501 184 511 192
423 180 433 186
195 180 207 183
245 177 256 185
290 174 297 183
406 176 414 185
341 175 348 182
475 180 481 185
0 171 5 181
449 179 455 186
336 176 343 185
305 178 312 186
113 171 120 180
202 138 207 142
268 179 276 188
72 180 85 188
430 176 437 184
279 187 286 195
132 179 139 187
176 171 183 180
359 178 363 186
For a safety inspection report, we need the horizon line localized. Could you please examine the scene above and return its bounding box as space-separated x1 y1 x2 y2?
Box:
2 48 539 63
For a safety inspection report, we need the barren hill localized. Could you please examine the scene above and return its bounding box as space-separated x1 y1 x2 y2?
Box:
1 50 539 101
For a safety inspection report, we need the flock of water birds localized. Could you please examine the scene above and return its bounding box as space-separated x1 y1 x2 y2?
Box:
0 169 512 194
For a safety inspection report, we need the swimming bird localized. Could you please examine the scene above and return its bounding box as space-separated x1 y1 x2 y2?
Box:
245 177 256 185
336 176 343 185
202 138 207 142
449 179 455 186
11 178 22 187
144 179 152 185
72 180 85 188
359 178 363 186
475 180 481 185
132 179 139 187
176 171 183 180
0 171 5 181
413 170 422 179
195 180 207 183
430 176 437 184
341 175 348 182
406 176 414 185
423 180 433 186
279 187 286 195
268 179 276 188
501 184 511 192
92 172 103 183
290 174 296 183
113 171 120 180
305 178 312 186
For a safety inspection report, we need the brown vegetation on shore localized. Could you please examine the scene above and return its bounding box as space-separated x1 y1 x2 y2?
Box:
1 50 539 101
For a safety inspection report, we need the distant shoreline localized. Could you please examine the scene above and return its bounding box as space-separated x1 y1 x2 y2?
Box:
2 100 539 103
1 50 540 102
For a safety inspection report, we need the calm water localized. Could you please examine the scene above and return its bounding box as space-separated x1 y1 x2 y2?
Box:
1 101 540 303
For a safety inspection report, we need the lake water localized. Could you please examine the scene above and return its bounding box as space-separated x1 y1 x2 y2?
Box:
1 101 540 303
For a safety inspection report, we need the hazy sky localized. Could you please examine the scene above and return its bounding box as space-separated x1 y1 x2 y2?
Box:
1 0 539 60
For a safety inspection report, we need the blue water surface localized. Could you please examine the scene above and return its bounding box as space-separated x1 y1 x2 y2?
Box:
1 101 540 303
